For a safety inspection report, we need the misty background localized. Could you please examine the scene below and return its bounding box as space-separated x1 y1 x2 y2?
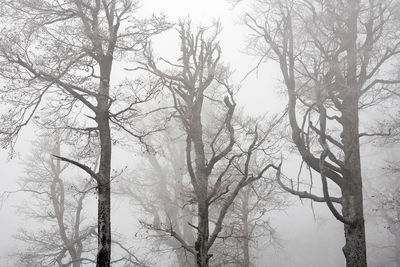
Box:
0 0 398 266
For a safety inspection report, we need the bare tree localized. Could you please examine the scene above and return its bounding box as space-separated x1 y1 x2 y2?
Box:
214 177 285 267
3 130 146 266
120 114 285 267
118 128 196 267
3 132 97 267
139 20 281 267
0 1 168 266
243 0 400 266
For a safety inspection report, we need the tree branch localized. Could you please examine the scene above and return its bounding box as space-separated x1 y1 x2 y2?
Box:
52 154 99 182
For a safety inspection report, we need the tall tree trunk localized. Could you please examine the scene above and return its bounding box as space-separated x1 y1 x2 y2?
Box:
340 95 367 267
196 193 210 267
96 112 112 267
342 191 367 267
96 58 113 267
341 91 366 267
96 178 111 267
191 101 212 267
340 1 366 265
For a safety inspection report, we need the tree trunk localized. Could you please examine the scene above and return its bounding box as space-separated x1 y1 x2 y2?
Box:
340 1 367 265
96 113 112 267
340 107 367 267
96 180 111 267
342 195 367 267
341 91 367 266
190 101 212 267
196 198 210 267
96 58 113 267
341 140 367 267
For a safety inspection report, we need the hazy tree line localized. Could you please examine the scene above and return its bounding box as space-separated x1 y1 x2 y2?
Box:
0 0 399 267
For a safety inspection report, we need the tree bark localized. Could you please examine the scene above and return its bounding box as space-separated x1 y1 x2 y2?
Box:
342 216 366 267
341 115 367 267
96 57 113 267
340 1 367 263
96 180 111 267
190 99 212 267
196 199 210 267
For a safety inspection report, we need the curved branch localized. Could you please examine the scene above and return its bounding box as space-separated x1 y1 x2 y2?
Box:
277 169 343 204
52 154 99 182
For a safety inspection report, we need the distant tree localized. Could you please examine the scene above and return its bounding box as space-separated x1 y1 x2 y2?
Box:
243 0 400 266
4 132 97 267
371 174 400 267
367 138 400 267
214 177 284 267
118 128 196 267
119 115 285 267
139 20 281 267
2 130 148 267
0 1 169 265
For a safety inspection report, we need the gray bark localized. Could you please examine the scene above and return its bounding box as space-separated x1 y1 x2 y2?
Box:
96 58 113 267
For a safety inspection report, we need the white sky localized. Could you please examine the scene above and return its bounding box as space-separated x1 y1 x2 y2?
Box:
140 0 286 115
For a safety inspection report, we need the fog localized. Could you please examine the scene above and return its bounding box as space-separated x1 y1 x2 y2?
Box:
0 0 399 266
